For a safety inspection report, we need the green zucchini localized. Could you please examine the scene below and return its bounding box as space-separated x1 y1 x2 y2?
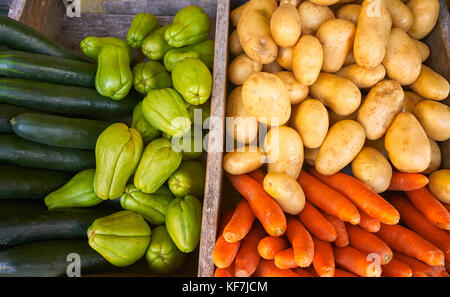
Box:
0 103 45 133
0 50 96 87
11 113 111 150
0 134 95 172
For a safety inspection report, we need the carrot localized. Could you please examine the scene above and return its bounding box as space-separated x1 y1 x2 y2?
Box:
358 209 381 233
390 195 450 261
334 245 382 277
223 199 255 243
258 236 289 260
253 260 300 277
213 210 241 268
376 223 445 266
226 173 287 236
322 212 349 247
381 258 412 277
234 222 266 277
274 248 298 269
298 201 337 242
312 236 335 277
292 267 314 277
346 224 393 265
286 216 314 267
393 251 446 277
297 171 360 225
388 171 429 191
406 187 450 230
248 168 266 185
334 269 358 277
214 263 235 277
309 168 399 225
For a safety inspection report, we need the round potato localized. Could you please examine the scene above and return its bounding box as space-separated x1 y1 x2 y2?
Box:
242 72 291 127
407 0 440 40
276 46 293 70
270 3 301 47
385 112 431 173
336 4 361 24
292 35 323 86
228 54 263 85
414 100 450 141
223 146 266 175
412 39 430 62
428 170 450 204
263 61 284 73
385 0 413 31
351 146 393 193
292 99 329 149
409 65 450 101
229 29 244 56
298 1 335 35
357 80 404 140
422 138 441 175
263 172 306 215
335 64 386 89
316 120 366 175
402 91 424 113
274 71 309 104
231 1 250 27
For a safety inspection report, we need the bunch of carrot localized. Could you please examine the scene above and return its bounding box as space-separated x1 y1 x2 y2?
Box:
213 168 450 277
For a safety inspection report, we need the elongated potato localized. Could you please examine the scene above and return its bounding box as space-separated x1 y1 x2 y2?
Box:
270 3 302 48
335 64 385 89
402 91 424 113
298 1 335 35
316 120 366 175
412 39 430 62
263 61 284 74
422 138 441 175
409 65 450 101
276 46 293 70
231 1 250 27
385 0 413 31
304 147 320 166
263 172 306 215
274 71 309 104
336 4 361 24
428 170 450 204
292 99 329 149
407 0 440 39
229 29 244 56
385 112 431 173
223 146 266 175
292 35 323 86
414 100 450 141
228 54 263 85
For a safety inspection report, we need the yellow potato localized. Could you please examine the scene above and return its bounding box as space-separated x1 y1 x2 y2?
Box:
385 112 431 173
365 136 389 159
344 50 356 66
385 0 413 31
263 172 306 215
335 64 386 89
223 146 266 175
428 170 450 204
292 35 323 86
304 147 320 166
263 61 284 73
316 120 366 175
351 146 393 193
412 39 430 62
229 29 244 56
402 91 424 113
274 71 309 104
280 0 301 6
309 0 340 4
226 86 259 144
298 1 335 35
231 1 250 27
310 72 361 116
422 138 441 175
414 100 450 141
270 3 302 47
383 28 422 85
409 65 450 101
228 54 263 85
242 72 291 126
276 46 293 70
407 0 440 40
264 126 304 179
292 99 329 149
316 19 356 73
336 4 361 24
357 80 404 140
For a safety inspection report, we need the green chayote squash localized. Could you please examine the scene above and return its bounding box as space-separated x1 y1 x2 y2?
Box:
185 101 211 128
145 225 186 275
165 195 202 253
120 184 174 225
163 40 214 72
172 57 212 105
171 128 204 160
132 60 172 94
44 169 102 210
134 138 182 194
87 210 151 267
131 102 160 144
94 123 143 200
80 36 132 62
168 161 205 198
127 12 159 49
142 88 191 137
164 5 210 48
142 25 174 60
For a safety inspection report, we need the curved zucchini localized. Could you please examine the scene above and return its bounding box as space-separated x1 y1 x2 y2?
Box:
0 104 45 133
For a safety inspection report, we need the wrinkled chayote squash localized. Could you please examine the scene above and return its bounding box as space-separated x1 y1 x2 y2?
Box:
131 102 160 145
126 12 159 48
132 60 172 94
163 40 214 72
168 161 205 198
80 36 133 62
142 25 174 60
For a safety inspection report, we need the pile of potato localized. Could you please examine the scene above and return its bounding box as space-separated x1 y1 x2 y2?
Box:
224 0 450 208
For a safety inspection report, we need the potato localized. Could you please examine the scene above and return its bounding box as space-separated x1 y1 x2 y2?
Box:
309 0 340 5
383 28 422 85
402 91 424 113
365 136 389 159
357 80 404 140
270 3 302 48
263 172 306 215
344 50 356 66
280 0 301 6
292 35 323 86
422 138 441 175
316 120 366 175
409 65 450 101
228 54 263 85
298 1 335 35
226 86 259 144
414 100 450 141
407 0 440 40
263 61 284 73
223 146 266 175
242 72 291 126
412 39 430 62
316 19 356 73
231 1 250 27
276 46 293 70
274 71 309 104
385 112 431 173
335 64 385 89
353 0 392 68
428 170 450 204
264 126 304 179
351 146 393 193
292 99 329 149
336 4 361 24
310 72 361 116
385 0 413 31
304 147 320 166
229 29 244 56
237 0 279 64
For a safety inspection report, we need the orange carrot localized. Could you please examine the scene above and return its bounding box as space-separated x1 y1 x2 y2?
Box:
258 236 289 260
298 201 337 242
213 210 241 268
234 222 266 277
376 223 445 266
297 171 360 225
388 171 429 191
253 260 300 277
347 224 393 265
223 199 255 243
286 216 314 267
226 173 287 236
214 263 235 277
248 169 266 185
358 209 381 233
309 168 399 225
274 248 298 269
381 258 412 277
393 251 446 277
292 267 314 277
334 246 382 277
406 187 450 230
334 269 358 277
312 236 335 277
322 212 349 247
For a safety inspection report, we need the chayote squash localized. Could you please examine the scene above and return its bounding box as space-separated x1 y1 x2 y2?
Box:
171 127 204 160
164 5 210 48
131 102 160 145
132 60 172 94
142 25 174 60
185 101 211 128
87 210 151 267
134 138 182 194
80 36 132 62
165 195 202 253
126 12 159 49
172 57 212 105
145 225 186 275
168 161 206 198
142 88 191 137
163 40 214 72
94 123 143 200
120 184 174 225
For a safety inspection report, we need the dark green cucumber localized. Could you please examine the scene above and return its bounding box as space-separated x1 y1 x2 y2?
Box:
11 113 111 150
0 103 45 133
0 134 95 172
0 50 96 87
0 15 87 62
